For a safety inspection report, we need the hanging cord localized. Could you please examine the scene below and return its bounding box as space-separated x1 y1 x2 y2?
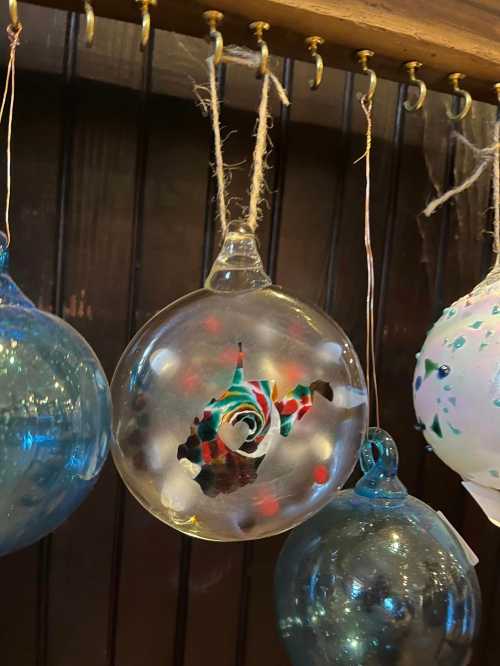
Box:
207 57 228 235
422 124 500 244
493 120 500 260
247 72 270 230
197 46 290 236
0 24 21 247
355 94 380 428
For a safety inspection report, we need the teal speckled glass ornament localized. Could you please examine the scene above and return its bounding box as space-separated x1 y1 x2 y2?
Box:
275 427 481 666
0 232 111 556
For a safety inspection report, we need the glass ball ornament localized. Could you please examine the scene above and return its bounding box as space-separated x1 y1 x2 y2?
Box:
275 427 481 666
111 222 367 541
0 233 111 556
414 264 500 495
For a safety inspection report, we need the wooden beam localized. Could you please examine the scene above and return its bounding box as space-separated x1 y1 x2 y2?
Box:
22 0 500 104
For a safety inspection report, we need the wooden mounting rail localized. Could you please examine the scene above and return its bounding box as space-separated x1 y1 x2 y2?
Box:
23 0 500 104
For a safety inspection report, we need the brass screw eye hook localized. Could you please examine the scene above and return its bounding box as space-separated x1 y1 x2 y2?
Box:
447 72 472 122
249 20 270 78
305 36 325 91
403 61 427 112
356 49 377 102
135 0 157 52
84 1 95 48
203 10 224 65
8 0 21 32
494 82 500 104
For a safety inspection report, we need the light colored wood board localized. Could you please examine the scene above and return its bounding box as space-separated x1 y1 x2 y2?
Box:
20 0 500 103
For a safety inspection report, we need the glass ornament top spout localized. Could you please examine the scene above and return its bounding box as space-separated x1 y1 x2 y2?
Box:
205 221 272 293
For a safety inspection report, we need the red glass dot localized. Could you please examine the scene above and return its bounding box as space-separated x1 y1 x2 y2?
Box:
259 495 280 517
203 315 222 334
282 362 304 385
313 465 329 485
219 346 242 366
181 371 201 393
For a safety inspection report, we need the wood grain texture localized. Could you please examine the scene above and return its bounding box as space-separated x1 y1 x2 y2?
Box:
22 0 500 103
45 77 139 666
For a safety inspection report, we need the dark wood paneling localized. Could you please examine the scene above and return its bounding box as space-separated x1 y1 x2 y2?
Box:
373 93 430 494
46 71 140 666
0 5 498 666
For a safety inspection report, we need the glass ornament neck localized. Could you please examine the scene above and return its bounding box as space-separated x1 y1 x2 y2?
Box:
0 231 9 273
0 231 35 309
204 221 272 293
354 427 408 501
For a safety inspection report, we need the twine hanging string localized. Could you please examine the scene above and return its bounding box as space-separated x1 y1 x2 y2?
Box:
207 56 228 234
197 46 290 236
422 122 500 261
0 24 22 247
354 94 381 429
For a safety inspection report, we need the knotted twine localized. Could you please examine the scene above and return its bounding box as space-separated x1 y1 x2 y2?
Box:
0 24 22 247
423 121 500 260
197 46 290 236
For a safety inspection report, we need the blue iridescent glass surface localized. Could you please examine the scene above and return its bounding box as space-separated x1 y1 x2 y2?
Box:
0 233 111 555
275 428 481 666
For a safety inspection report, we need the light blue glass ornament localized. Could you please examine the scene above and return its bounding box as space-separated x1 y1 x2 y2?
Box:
0 232 111 556
275 427 481 666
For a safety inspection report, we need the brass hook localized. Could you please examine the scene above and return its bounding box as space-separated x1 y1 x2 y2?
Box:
494 82 500 105
203 10 224 66
447 73 472 122
84 1 95 48
249 21 270 78
356 49 377 102
403 61 427 112
135 0 156 52
305 36 325 91
8 0 21 32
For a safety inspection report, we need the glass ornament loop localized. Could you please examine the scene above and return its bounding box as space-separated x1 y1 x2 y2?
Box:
205 222 272 293
356 426 408 501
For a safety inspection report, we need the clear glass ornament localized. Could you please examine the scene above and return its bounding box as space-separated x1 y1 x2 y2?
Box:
275 427 481 666
0 233 111 556
111 222 367 541
414 263 500 493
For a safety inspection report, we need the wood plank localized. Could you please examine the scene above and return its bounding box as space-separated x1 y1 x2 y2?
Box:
372 88 433 495
330 76 400 354
113 90 210 666
21 0 500 103
45 74 139 666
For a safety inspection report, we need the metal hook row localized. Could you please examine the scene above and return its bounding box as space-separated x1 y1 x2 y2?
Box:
65 0 157 51
8 0 157 51
356 50 499 119
8 0 500 111
203 9 497 115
